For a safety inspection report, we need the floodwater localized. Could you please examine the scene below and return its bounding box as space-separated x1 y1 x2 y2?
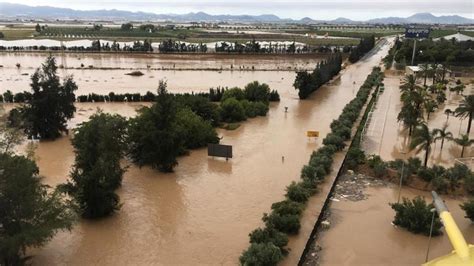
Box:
0 52 327 94
2 39 393 265
362 73 474 167
319 185 474 265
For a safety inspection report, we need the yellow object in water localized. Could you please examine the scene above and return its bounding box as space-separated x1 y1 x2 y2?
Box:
423 192 474 266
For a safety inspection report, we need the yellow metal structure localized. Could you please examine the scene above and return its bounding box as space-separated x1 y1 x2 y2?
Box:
423 192 474 266
306 131 319 137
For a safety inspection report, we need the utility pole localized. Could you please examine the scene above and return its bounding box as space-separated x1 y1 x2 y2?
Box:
411 37 417 66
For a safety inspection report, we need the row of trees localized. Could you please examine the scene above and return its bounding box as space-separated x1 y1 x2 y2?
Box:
0 40 154 53
348 35 376 63
240 67 384 265
293 53 343 99
158 39 208 53
394 38 474 66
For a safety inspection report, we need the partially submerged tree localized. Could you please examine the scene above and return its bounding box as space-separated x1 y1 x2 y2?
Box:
0 153 76 265
410 123 436 167
433 124 453 152
455 95 474 135
18 55 77 139
62 112 127 218
390 196 442 236
452 134 474 158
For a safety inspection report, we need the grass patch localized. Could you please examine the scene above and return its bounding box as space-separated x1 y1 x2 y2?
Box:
0 28 37 40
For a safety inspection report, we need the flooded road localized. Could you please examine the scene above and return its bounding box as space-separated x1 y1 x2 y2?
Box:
2 39 393 265
319 184 474 265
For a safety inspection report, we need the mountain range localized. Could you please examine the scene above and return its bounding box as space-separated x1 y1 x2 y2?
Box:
0 2 473 25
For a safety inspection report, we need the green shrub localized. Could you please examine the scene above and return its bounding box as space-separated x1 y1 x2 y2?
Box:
271 200 304 216
332 125 352 140
367 155 384 168
263 212 301 234
220 97 246 122
248 226 288 254
317 145 337 157
460 200 474 222
322 133 346 151
253 101 269 116
241 100 257 118
390 196 442 236
445 164 471 191
407 157 422 175
345 147 366 170
373 161 388 178
244 81 270 102
285 182 310 203
175 108 219 149
432 176 449 194
221 87 245 102
240 242 283 266
465 174 474 195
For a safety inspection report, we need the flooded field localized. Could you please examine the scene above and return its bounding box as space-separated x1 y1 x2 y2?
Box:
319 184 474 265
1 39 392 265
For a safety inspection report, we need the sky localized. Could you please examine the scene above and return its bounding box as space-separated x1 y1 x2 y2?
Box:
6 0 474 20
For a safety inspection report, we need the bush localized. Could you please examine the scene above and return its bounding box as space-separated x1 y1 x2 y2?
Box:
445 164 471 191
432 176 449 194
253 101 269 116
269 90 280 101
248 226 288 254
465 174 474 195
373 161 388 178
175 108 219 149
367 154 384 168
263 212 301 234
244 81 270 102
460 200 474 222
221 87 245 102
271 200 305 216
345 147 366 170
322 133 346 151
241 100 257 118
219 97 246 123
390 196 442 236
285 182 310 203
239 242 283 266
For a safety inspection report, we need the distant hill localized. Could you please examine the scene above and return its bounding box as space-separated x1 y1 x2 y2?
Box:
0 2 473 24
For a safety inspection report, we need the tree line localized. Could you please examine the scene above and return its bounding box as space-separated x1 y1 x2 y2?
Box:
348 35 376 63
0 39 154 52
293 53 343 99
240 67 384 265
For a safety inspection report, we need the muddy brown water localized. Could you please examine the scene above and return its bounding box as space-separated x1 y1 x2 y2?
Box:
2 39 392 265
319 185 474 265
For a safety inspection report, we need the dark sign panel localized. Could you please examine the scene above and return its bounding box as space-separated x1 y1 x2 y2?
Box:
208 143 233 158
405 28 430 39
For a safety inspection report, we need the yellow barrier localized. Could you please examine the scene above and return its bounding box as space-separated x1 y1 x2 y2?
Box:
306 131 319 137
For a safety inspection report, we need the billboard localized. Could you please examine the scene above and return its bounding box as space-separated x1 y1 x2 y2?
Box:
208 143 233 159
306 131 320 137
405 28 430 39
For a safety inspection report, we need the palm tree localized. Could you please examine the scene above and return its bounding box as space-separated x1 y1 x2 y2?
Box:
419 63 429 86
423 98 438 120
444 108 453 122
433 124 453 151
410 123 436 167
454 95 474 134
452 134 474 158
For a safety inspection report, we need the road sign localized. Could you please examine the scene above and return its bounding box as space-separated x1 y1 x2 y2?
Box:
208 143 233 159
405 28 430 39
306 131 319 137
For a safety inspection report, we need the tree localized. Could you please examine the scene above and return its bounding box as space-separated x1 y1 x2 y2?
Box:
423 98 438 120
0 153 76 265
19 56 77 140
61 112 127 218
175 108 219 149
454 95 474 134
452 134 474 158
410 123 436 167
128 81 183 172
35 23 41 32
219 97 246 123
244 81 270 102
239 242 283 266
433 124 453 152
444 108 453 122
390 196 442 236
460 200 474 222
